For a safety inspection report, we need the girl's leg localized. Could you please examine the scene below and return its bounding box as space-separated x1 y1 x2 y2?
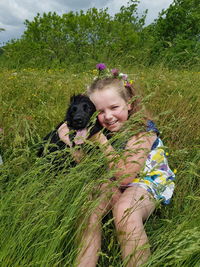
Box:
112 186 155 267
75 210 102 267
76 183 122 267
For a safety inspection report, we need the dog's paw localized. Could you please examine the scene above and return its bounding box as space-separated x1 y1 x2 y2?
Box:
74 128 88 145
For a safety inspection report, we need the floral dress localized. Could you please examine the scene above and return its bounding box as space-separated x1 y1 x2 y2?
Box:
127 121 175 204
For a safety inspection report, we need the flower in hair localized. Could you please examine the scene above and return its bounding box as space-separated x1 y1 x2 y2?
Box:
111 68 119 77
122 74 128 80
124 79 134 88
94 64 133 88
124 81 132 88
119 73 128 80
96 63 106 71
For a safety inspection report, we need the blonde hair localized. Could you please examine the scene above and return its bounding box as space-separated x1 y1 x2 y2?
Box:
87 77 147 118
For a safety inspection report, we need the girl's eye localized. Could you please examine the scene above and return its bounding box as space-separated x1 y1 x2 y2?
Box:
112 106 118 110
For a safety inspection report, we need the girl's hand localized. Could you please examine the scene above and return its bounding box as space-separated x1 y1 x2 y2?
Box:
89 132 108 145
57 123 84 163
57 123 72 147
100 182 122 207
72 148 85 163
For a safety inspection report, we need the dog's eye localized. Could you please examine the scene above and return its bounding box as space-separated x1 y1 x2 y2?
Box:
71 106 77 112
83 104 89 112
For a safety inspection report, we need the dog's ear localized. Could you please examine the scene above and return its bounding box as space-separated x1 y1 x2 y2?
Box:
70 94 76 104
64 95 74 125
65 105 72 126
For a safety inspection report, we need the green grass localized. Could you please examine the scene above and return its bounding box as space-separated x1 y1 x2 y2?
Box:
0 66 200 266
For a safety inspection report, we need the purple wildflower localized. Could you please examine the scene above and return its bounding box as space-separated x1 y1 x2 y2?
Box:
96 63 106 71
124 82 132 88
122 74 128 80
111 68 119 77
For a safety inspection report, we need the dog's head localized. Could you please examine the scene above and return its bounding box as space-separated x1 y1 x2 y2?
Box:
66 94 96 130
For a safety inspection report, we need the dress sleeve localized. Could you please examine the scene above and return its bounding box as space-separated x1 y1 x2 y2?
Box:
146 120 160 136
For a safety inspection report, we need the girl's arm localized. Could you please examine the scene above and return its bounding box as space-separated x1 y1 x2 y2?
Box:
57 123 72 147
57 123 84 163
90 132 157 185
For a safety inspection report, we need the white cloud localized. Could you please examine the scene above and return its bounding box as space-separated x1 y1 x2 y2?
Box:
0 0 174 44
0 24 23 45
137 0 173 24
101 0 128 16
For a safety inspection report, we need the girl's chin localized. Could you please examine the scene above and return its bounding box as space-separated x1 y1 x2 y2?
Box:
106 122 122 132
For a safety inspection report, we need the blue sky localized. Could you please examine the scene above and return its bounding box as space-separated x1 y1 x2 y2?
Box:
0 0 174 45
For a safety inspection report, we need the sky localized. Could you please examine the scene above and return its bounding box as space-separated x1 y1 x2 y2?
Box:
0 0 174 45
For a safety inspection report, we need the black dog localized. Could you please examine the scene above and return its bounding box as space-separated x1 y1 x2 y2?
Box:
37 94 102 157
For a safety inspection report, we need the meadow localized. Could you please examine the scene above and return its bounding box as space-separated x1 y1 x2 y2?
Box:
0 65 200 266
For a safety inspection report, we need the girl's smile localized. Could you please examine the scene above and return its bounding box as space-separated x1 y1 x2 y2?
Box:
89 87 131 132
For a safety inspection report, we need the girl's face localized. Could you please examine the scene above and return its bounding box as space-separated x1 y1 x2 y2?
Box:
89 87 131 132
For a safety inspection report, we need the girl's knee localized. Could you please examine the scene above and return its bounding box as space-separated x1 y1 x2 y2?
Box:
113 204 143 233
112 188 155 232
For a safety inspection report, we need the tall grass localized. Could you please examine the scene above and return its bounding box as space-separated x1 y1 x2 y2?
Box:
0 66 200 266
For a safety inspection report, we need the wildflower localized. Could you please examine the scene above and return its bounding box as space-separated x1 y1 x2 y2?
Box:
111 68 119 77
124 82 132 88
165 152 169 156
94 63 132 86
173 169 177 174
119 73 128 80
96 63 106 71
129 80 134 84
122 74 128 80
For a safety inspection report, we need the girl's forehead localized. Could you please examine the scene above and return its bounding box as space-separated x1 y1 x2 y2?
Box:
90 86 121 99
90 87 126 108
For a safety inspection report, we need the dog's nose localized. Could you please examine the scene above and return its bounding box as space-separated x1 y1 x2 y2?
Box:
74 117 83 124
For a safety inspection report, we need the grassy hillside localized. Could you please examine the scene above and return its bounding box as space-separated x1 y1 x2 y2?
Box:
0 66 200 266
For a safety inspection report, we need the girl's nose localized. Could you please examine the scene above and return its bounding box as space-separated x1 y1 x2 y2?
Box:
104 110 112 121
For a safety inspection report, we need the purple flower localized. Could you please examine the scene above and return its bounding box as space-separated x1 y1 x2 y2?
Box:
124 82 132 88
96 63 106 71
111 68 119 77
119 73 128 80
122 74 128 80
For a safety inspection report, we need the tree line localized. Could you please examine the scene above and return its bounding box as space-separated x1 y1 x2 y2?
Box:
0 0 199 69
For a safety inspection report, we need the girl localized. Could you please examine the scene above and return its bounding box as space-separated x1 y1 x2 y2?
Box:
58 68 175 267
